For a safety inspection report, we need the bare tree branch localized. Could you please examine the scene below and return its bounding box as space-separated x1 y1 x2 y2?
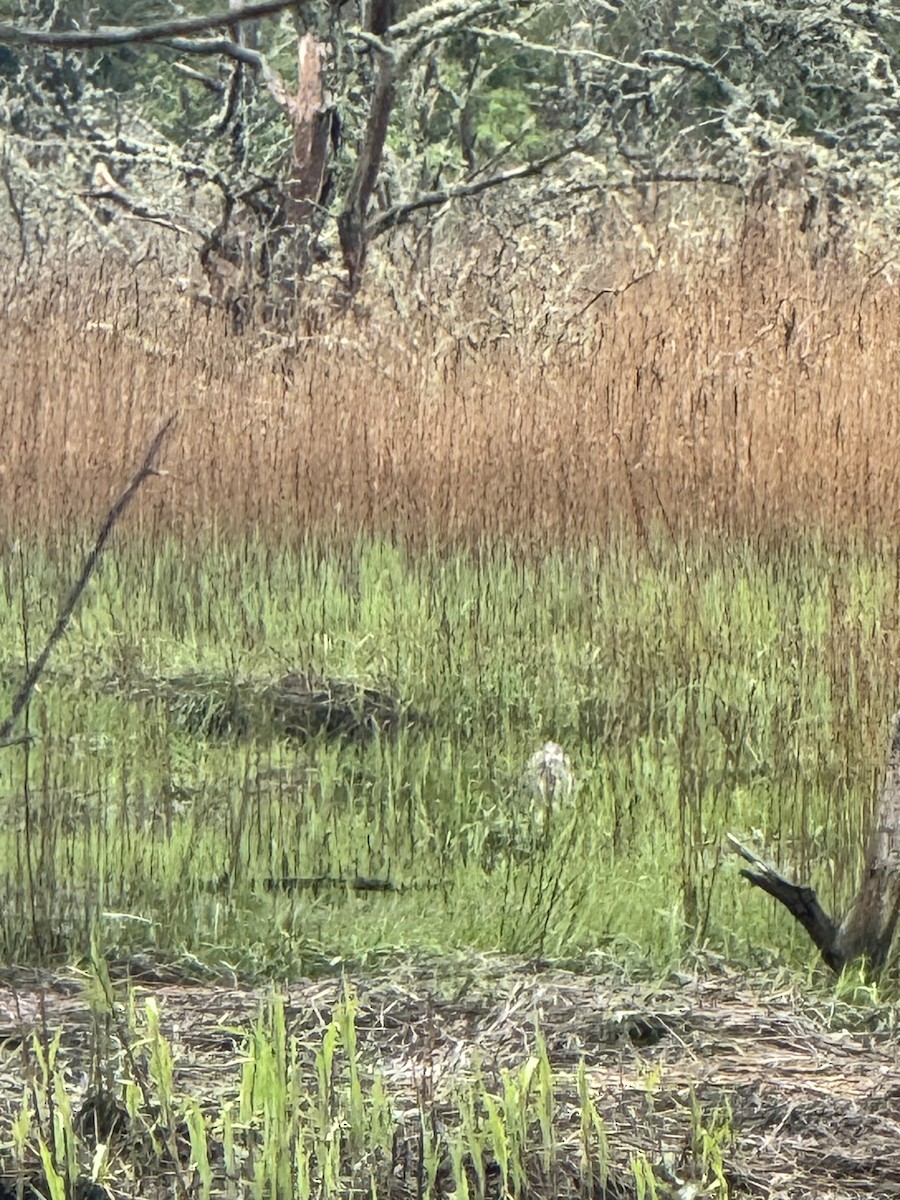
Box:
727 835 841 970
164 36 268 68
0 417 177 750
0 0 300 49
639 49 744 107
394 0 532 69
172 61 226 94
391 0 522 41
367 144 579 238
469 26 641 70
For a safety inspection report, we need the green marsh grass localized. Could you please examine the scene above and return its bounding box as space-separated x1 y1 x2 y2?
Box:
0 528 893 973
2 217 900 975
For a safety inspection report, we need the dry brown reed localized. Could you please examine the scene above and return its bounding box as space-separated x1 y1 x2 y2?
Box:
2 212 899 550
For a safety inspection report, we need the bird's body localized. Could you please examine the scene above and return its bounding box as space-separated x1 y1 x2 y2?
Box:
525 741 575 812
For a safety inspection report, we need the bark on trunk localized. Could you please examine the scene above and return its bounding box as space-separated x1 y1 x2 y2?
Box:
732 710 900 973
268 32 334 274
337 0 395 291
280 34 332 224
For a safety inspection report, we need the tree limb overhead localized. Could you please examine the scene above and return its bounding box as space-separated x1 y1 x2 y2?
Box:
0 0 300 49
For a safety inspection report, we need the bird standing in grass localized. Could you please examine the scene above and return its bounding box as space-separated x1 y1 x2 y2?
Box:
525 742 575 815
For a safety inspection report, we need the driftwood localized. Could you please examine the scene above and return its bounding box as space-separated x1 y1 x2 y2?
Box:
732 710 900 973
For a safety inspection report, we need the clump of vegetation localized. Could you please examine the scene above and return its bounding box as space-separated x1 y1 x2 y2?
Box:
121 669 417 743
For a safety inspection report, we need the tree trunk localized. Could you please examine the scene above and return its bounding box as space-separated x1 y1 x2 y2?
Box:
273 32 334 274
337 0 395 291
732 710 900 973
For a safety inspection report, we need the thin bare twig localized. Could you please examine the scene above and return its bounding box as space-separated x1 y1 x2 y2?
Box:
0 415 177 749
1 166 27 267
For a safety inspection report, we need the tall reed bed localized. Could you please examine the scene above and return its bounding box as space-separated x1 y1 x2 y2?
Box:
1 217 899 548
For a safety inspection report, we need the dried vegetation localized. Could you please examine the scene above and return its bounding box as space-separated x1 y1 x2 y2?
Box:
1 959 899 1200
3 212 900 548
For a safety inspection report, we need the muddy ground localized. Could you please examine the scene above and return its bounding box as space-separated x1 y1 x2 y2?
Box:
0 956 898 1198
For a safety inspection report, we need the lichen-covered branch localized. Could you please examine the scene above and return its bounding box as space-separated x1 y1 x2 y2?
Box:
0 0 299 49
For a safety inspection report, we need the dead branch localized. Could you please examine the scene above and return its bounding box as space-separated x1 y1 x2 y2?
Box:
367 143 579 238
171 62 226 94
0 416 177 750
0 0 299 49
727 835 841 970
468 26 642 70
393 0 524 68
731 710 900 974
640 49 744 107
163 36 268 68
